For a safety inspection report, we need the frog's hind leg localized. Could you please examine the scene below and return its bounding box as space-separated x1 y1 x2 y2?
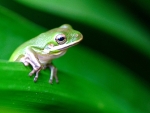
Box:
48 64 59 84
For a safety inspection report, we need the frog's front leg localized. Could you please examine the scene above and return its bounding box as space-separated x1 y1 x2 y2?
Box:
48 64 59 84
20 47 42 82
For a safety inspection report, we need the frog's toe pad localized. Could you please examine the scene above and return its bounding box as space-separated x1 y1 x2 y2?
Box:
49 79 53 84
34 77 38 82
24 62 29 66
29 70 36 76
56 79 59 83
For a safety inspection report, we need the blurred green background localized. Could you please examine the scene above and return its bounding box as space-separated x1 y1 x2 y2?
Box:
0 0 150 113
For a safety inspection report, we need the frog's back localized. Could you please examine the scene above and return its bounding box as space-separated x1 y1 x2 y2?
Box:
9 30 54 61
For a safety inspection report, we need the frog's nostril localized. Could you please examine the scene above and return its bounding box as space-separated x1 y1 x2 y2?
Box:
72 33 83 42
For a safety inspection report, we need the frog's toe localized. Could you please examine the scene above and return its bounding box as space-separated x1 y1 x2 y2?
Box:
56 79 59 84
24 61 29 66
49 79 53 84
33 69 40 82
29 70 35 76
34 76 38 82
20 57 29 66
49 77 59 84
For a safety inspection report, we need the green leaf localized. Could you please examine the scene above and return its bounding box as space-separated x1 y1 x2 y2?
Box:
0 3 150 113
0 5 44 60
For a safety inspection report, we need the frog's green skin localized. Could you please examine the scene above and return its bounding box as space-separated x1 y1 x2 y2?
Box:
9 24 83 84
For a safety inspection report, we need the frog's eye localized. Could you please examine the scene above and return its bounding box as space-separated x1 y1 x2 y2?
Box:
55 34 67 45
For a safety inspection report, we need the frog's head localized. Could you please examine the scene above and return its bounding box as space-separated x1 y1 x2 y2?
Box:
44 24 83 53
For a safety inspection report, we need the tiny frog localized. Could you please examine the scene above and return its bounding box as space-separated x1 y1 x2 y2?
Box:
9 24 83 84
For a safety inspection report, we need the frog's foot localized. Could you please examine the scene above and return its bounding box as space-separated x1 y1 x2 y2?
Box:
27 62 42 82
33 69 41 82
29 65 41 76
49 64 59 84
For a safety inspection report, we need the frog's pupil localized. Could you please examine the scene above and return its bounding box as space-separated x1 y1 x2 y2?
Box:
58 37 64 41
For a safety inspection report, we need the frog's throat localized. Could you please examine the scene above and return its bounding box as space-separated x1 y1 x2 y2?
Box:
50 38 82 51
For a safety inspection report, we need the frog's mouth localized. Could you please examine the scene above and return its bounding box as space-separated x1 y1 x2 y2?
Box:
50 37 83 52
